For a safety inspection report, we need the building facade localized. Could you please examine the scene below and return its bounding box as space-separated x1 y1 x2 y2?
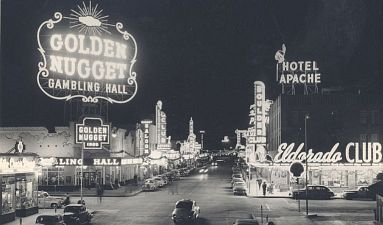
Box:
265 93 383 191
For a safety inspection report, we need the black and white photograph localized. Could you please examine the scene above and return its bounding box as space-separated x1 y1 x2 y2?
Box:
0 0 383 225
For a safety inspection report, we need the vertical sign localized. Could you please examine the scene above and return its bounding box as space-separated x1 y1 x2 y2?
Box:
141 120 152 155
254 81 266 144
75 117 110 149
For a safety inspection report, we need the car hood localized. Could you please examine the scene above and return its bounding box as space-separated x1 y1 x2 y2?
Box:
173 208 192 217
343 190 358 193
63 212 76 216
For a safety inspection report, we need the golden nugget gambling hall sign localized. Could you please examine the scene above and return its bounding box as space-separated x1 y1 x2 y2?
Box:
75 117 110 149
37 2 138 103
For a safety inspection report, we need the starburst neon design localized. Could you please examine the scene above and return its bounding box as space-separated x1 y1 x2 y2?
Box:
64 1 114 35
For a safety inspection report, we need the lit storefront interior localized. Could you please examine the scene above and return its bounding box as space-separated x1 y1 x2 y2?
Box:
253 162 383 192
0 153 39 224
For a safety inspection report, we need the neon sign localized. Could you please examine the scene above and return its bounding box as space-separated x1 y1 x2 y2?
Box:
141 120 152 155
275 44 321 85
274 142 383 164
37 2 138 103
57 157 121 166
248 81 266 144
75 117 110 150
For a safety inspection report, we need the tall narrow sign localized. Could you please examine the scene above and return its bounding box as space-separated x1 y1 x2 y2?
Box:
37 1 138 103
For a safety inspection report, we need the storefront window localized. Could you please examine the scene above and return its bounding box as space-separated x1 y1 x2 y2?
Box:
15 175 37 210
321 170 347 187
1 176 15 215
356 170 373 186
40 166 64 186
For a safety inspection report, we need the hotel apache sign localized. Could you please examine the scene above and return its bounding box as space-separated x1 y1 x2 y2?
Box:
274 142 383 164
75 117 110 150
275 44 321 85
37 1 138 103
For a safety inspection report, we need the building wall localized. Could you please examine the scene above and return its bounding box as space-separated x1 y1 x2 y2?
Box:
0 126 75 157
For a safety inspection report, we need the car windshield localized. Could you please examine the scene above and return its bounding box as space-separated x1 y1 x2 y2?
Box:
176 201 192 209
235 182 246 186
64 206 82 213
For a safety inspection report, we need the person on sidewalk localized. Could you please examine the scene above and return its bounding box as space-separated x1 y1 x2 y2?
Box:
63 193 70 206
262 181 267 196
257 179 262 190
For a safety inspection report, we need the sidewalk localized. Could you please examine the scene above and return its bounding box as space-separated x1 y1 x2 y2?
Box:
48 183 143 197
246 179 343 199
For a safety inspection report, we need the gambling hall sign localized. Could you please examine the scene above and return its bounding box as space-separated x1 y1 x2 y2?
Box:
37 2 138 103
75 117 110 150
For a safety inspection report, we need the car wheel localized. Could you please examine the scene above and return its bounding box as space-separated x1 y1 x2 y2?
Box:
51 203 58 208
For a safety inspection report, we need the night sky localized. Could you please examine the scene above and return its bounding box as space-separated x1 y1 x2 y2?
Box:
1 0 383 149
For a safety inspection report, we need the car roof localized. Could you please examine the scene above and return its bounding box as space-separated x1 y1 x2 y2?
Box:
65 204 83 207
177 199 193 203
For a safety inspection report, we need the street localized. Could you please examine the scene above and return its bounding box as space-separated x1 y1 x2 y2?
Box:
7 163 376 225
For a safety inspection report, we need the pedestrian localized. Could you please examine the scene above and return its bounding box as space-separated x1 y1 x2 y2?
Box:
262 181 267 196
63 193 70 205
257 179 262 190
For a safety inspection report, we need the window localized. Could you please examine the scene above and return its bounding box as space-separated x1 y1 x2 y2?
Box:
371 110 379 125
1 176 15 215
360 111 368 124
15 175 37 210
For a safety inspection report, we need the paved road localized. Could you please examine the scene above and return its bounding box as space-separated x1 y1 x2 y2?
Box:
7 163 376 225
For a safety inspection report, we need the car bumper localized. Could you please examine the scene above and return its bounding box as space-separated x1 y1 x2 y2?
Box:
233 190 247 195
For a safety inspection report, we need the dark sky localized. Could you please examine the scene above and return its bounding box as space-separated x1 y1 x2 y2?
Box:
1 0 383 149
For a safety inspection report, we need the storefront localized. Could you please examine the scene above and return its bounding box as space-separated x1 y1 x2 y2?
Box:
252 162 383 193
0 153 39 224
38 157 125 190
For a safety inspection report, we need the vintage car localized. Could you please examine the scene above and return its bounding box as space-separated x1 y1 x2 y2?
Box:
233 219 260 225
37 191 64 209
35 214 65 225
142 179 158 191
172 199 200 224
342 186 376 200
233 182 247 196
63 204 93 225
291 185 335 200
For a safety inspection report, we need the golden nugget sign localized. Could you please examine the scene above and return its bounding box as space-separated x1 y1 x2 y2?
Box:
37 2 138 103
75 117 110 149
275 142 383 164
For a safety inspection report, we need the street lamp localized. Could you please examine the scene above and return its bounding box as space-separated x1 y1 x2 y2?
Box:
304 114 310 216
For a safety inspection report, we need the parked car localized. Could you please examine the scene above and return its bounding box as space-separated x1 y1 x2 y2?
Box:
36 191 64 209
291 185 335 200
154 176 166 187
35 214 65 225
63 204 93 225
232 174 243 179
233 183 247 196
171 199 200 224
342 186 376 200
233 219 259 225
172 170 181 180
142 179 158 191
231 178 245 187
